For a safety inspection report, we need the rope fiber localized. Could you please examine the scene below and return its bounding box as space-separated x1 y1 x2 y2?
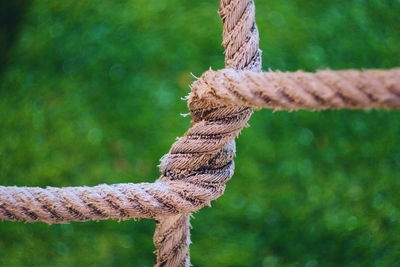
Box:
190 68 400 110
0 0 398 266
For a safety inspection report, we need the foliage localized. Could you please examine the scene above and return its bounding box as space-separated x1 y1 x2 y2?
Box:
0 0 399 266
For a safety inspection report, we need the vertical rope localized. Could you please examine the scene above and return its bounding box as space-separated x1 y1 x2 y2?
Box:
220 0 262 71
154 215 191 267
153 0 261 266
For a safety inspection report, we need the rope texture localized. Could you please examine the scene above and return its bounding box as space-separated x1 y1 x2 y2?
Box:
2 66 399 223
1 0 399 266
154 0 261 265
0 0 261 266
190 68 400 110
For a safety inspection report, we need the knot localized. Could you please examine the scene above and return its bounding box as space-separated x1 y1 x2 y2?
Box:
156 100 252 216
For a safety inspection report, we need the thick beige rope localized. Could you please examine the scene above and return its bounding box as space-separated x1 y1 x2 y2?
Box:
153 0 261 265
0 112 249 223
0 0 260 265
2 67 398 223
1 0 398 266
190 68 400 111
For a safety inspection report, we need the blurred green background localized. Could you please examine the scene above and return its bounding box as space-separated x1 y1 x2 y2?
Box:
0 0 399 266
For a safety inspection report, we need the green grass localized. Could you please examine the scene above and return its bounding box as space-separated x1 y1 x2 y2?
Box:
0 0 399 266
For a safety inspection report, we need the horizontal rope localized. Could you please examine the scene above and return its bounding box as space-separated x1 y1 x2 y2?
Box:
0 105 250 224
190 68 400 110
0 182 187 223
1 68 399 224
1 67 398 224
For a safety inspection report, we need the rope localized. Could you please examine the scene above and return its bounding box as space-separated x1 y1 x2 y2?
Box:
190 68 400 111
0 111 249 223
1 0 398 266
2 67 398 223
0 181 219 223
154 0 261 265
0 1 261 265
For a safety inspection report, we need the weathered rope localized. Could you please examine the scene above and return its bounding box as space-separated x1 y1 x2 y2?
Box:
1 0 398 266
154 0 261 265
190 68 400 111
0 1 261 265
154 214 191 267
0 180 222 223
0 109 249 223
2 66 398 223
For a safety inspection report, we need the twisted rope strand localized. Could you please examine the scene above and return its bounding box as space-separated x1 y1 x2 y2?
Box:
190 68 400 110
154 214 191 267
153 0 261 265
